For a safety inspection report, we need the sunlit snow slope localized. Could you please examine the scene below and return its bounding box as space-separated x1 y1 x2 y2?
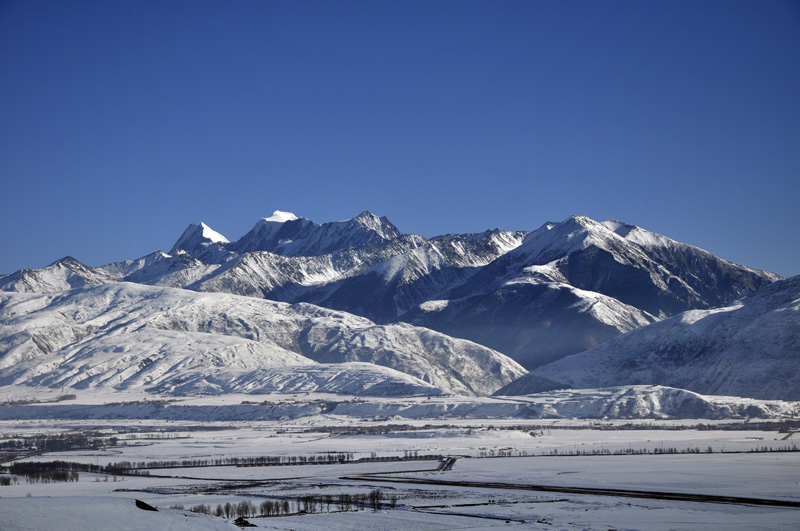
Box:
0 283 526 397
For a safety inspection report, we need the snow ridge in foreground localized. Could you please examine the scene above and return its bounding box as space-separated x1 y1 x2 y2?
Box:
0 385 796 421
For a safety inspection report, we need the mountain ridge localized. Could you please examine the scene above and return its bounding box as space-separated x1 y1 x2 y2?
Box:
0 211 782 376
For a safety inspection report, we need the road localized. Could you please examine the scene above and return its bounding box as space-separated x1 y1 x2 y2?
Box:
340 474 800 509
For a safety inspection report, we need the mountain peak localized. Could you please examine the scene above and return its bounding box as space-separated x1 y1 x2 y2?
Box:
350 211 400 238
515 215 608 262
354 210 378 220
171 222 228 254
563 215 614 233
232 211 402 256
198 222 229 243
566 214 594 225
48 255 83 268
263 210 299 223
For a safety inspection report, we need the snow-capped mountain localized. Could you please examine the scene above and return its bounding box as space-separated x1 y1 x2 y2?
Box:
296 227 527 321
171 221 229 253
53 211 529 324
0 211 780 379
0 256 112 293
447 216 777 315
404 215 779 368
170 211 406 260
232 210 403 256
0 282 526 397
496 276 800 400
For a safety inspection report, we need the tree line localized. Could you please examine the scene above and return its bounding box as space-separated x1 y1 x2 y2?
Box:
0 432 115 453
112 452 355 470
542 443 799 456
173 489 398 519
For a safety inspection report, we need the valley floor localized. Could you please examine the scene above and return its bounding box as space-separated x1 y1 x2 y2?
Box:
2 406 799 530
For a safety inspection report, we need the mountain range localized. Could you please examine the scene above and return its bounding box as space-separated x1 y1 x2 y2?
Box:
1 210 794 402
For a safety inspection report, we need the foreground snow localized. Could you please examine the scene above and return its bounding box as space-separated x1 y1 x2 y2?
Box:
0 496 237 530
2 416 799 530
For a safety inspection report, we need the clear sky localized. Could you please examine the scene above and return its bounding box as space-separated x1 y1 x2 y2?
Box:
2 0 799 277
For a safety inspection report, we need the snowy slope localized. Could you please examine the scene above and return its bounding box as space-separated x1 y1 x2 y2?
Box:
151 362 441 397
333 385 800 420
497 276 800 400
0 283 526 397
98 251 221 288
505 385 800 420
302 228 527 321
188 251 347 298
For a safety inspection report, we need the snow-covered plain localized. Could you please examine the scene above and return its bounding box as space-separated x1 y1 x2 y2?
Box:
0 497 237 531
2 398 800 530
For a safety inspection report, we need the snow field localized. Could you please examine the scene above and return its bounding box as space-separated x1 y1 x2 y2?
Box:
3 418 799 530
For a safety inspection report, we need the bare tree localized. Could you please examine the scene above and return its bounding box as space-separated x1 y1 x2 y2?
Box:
338 493 352 511
368 489 384 510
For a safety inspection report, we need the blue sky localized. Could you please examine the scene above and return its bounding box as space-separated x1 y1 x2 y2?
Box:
2 0 799 277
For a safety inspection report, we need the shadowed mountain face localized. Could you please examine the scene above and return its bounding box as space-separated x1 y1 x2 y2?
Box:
403 282 656 369
495 276 800 401
1 212 779 372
